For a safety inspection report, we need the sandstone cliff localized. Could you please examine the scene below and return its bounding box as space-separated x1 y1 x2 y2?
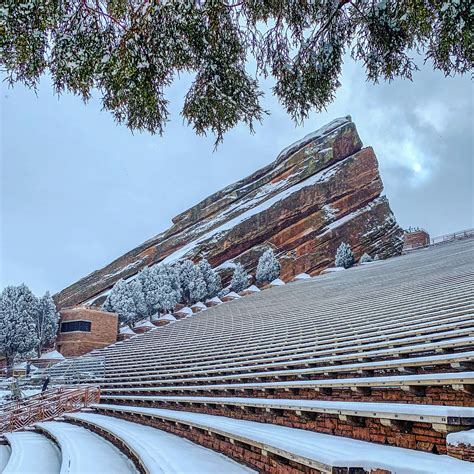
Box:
55 117 403 308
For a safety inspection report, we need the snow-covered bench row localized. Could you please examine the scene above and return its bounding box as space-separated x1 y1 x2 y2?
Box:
99 371 474 396
99 312 474 376
97 337 474 391
63 412 252 473
99 301 473 372
91 404 474 473
98 330 474 386
99 396 474 429
35 421 135 473
100 301 474 367
2 431 61 474
97 277 472 361
99 351 474 388
100 291 472 362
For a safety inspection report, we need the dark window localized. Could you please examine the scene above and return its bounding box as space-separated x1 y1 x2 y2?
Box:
60 320 91 333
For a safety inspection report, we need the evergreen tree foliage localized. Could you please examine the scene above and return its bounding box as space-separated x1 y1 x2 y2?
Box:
256 248 281 283
0 284 39 372
230 264 249 293
137 266 161 316
154 264 181 313
1 2 469 145
35 291 59 357
335 242 355 269
198 259 222 300
359 253 373 264
103 278 146 325
178 260 207 304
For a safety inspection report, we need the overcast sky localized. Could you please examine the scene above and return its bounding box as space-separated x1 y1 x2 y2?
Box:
1 56 473 296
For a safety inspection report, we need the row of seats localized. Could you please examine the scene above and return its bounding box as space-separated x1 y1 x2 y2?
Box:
42 238 474 470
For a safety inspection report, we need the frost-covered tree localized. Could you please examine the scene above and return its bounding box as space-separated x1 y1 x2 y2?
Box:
335 242 355 269
256 249 281 283
137 266 161 317
178 260 207 304
103 278 146 325
198 259 222 300
359 253 373 264
35 292 59 357
230 264 249 293
154 264 181 313
1 2 469 146
0 284 39 374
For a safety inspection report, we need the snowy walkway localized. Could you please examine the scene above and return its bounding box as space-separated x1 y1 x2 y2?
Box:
94 404 474 474
66 412 254 474
3 431 61 474
36 421 137 474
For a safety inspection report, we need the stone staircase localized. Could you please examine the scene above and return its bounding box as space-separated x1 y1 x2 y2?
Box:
2 237 473 473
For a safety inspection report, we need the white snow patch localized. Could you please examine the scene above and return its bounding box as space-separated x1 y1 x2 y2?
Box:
225 291 241 299
39 350 65 360
293 273 312 280
447 429 474 447
270 278 286 286
243 285 260 293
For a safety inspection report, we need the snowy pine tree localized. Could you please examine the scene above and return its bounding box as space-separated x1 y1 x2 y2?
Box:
0 284 39 375
35 291 59 357
256 248 281 283
198 259 222 300
231 264 249 293
154 264 181 313
138 266 161 317
335 242 355 269
104 278 146 325
178 260 207 304
359 253 373 264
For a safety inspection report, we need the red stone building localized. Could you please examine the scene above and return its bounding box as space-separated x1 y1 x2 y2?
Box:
403 229 430 252
56 306 118 357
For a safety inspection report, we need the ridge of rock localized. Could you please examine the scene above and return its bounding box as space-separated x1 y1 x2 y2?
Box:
54 117 403 308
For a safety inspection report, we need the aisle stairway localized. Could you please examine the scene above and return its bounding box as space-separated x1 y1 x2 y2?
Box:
3 237 472 473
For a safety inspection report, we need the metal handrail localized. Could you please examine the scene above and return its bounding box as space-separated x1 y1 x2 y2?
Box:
431 228 474 245
0 385 100 434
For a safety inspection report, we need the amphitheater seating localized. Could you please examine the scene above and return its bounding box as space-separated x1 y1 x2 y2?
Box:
2 431 61 474
36 237 474 471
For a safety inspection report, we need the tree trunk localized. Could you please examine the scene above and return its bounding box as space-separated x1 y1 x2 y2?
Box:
5 354 14 378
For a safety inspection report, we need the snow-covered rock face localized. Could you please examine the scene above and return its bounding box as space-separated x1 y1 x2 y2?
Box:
54 117 403 308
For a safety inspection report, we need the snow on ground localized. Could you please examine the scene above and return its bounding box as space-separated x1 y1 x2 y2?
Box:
270 278 285 286
206 297 223 305
448 429 474 446
94 405 474 474
36 421 137 474
3 431 61 474
293 273 311 280
0 388 41 405
40 350 65 360
0 445 10 472
66 412 254 473
225 291 241 299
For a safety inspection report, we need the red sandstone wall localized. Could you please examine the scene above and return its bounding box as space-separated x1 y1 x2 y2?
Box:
56 307 118 357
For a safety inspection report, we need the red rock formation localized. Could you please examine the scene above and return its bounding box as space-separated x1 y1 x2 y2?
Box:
54 117 403 308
